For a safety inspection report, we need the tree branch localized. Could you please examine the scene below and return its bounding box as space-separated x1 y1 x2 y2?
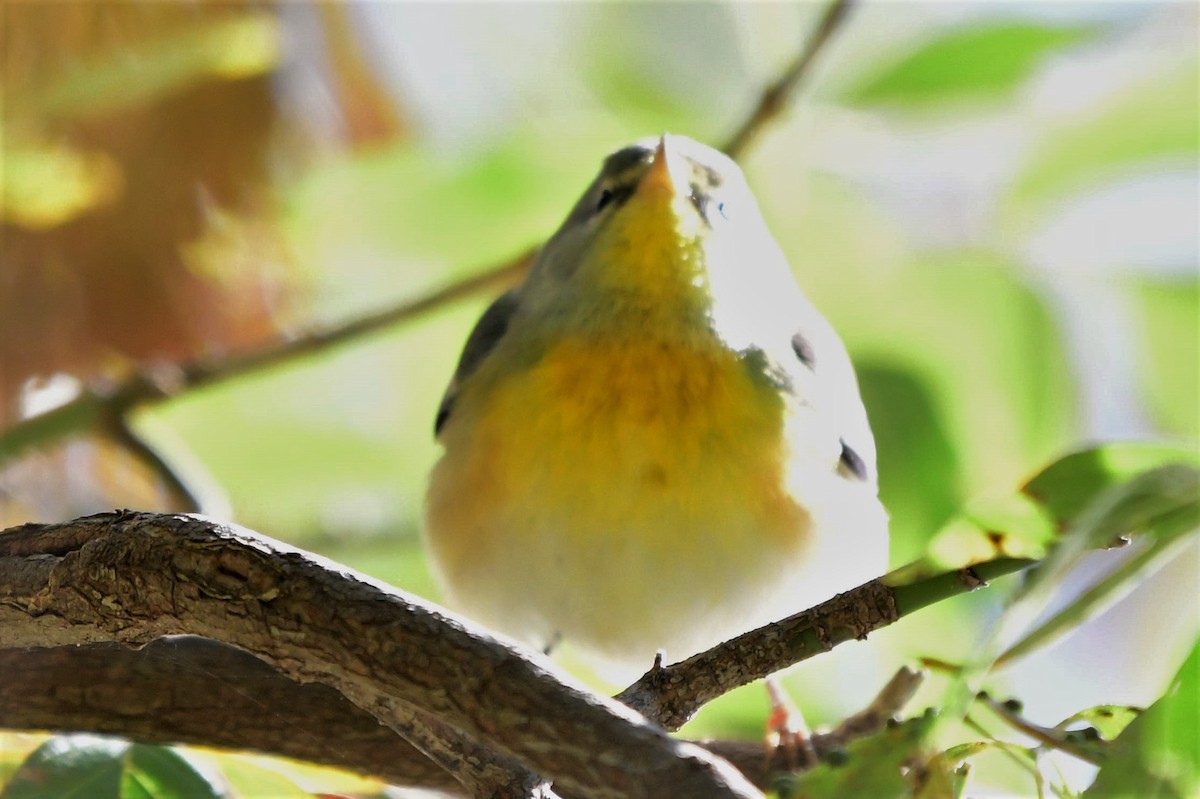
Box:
0 639 461 793
617 558 1031 731
0 251 533 468
0 642 921 795
0 512 1034 795
722 0 856 159
0 511 759 799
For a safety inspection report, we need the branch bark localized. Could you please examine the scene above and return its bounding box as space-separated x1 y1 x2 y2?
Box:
0 639 460 793
0 512 1032 796
0 512 759 799
0 641 922 794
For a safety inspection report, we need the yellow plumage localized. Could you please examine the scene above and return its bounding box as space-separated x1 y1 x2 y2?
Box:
425 135 887 678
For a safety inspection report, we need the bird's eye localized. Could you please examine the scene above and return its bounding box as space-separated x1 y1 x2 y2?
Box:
717 201 728 220
595 188 615 213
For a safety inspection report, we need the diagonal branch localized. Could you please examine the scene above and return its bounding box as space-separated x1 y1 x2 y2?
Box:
617 557 1032 731
0 251 533 468
722 0 856 159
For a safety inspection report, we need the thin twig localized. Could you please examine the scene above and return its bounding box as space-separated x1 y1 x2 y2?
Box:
979 693 1102 766
616 558 1034 731
722 0 856 159
103 416 206 514
0 250 533 467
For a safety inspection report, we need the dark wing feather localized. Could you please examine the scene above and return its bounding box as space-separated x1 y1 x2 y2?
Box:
435 289 522 437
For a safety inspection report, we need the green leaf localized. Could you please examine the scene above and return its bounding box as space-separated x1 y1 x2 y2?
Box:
1052 704 1145 765
846 22 1098 108
1 736 127 799
1058 706 1142 744
210 756 337 799
1086 639 1199 798
892 441 1188 580
121 746 223 799
773 711 940 799
282 133 589 286
897 449 1200 768
1011 63 1199 206
0 738 223 799
987 462 1199 676
858 364 965 567
1023 443 1200 527
1127 278 1200 442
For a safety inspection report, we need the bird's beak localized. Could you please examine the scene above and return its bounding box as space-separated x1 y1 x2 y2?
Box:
639 134 688 198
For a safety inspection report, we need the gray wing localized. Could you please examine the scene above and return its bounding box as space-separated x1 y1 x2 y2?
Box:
435 289 522 437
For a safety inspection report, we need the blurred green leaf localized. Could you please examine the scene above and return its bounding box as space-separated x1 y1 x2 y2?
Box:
773 711 940 799
1 737 223 799
8 12 280 121
120 746 223 799
1011 62 1199 206
1059 705 1142 743
208 757 312 799
580 3 742 140
1064 463 1200 551
1086 639 1199 799
846 22 1097 108
911 492 1056 577
909 458 1199 789
1 736 125 799
995 463 1198 664
980 461 1197 677
1127 278 1200 442
891 441 1193 581
281 134 587 309
858 365 964 566
1023 443 1200 526
783 197 1076 491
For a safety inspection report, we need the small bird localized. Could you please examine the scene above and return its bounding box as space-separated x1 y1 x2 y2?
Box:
424 134 888 680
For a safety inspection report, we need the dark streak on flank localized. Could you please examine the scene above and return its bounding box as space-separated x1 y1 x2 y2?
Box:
791 332 816 369
838 440 869 481
688 185 713 225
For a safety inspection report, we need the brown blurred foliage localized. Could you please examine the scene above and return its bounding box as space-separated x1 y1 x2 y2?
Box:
1 2 291 423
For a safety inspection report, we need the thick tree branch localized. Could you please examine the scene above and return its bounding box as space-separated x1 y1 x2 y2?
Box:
0 512 1033 796
0 642 922 794
0 512 759 799
0 639 460 793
